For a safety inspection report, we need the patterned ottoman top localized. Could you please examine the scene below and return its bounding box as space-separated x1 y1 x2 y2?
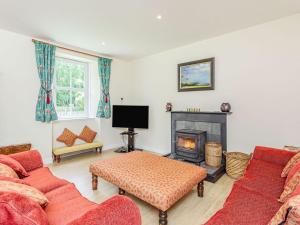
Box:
90 151 207 211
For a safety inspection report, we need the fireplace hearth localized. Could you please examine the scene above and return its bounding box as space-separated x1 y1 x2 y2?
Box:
175 129 206 163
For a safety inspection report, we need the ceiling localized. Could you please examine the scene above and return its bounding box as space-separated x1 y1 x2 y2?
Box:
0 0 299 60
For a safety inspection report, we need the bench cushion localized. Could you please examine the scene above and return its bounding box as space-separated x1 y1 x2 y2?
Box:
53 142 103 156
90 151 206 211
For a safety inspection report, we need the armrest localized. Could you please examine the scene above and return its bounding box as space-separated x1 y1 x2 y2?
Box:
68 195 141 225
9 149 43 172
252 146 296 166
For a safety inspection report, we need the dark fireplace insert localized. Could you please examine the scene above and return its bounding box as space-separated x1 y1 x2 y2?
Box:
175 129 207 163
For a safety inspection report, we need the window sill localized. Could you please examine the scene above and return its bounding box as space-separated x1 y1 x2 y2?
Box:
53 117 98 123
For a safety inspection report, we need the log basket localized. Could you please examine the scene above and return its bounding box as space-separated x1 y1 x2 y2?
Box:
224 151 251 179
205 142 222 167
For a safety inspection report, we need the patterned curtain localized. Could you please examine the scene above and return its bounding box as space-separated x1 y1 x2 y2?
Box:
34 41 58 122
96 57 112 118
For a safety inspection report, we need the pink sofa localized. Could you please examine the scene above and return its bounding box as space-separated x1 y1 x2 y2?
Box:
203 146 296 225
8 150 141 225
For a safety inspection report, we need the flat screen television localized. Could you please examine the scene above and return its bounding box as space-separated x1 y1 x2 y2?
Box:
112 105 149 132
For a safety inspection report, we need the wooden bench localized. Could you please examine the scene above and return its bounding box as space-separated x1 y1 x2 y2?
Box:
52 142 103 163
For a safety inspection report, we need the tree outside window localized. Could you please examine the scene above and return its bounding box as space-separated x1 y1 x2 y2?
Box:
54 57 89 119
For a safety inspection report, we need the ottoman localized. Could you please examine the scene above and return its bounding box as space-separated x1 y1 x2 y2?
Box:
90 151 207 225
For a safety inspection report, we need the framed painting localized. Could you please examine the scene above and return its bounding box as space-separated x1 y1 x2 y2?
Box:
178 58 215 92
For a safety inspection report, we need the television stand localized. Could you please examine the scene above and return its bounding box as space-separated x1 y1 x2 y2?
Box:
115 129 137 153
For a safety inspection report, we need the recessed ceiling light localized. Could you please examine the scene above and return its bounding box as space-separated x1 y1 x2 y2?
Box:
156 14 162 20
101 42 106 46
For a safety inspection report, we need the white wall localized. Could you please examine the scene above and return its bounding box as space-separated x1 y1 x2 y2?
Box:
1 13 300 160
130 14 300 154
0 29 132 163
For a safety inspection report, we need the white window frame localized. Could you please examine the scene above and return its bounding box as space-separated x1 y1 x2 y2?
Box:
53 56 90 120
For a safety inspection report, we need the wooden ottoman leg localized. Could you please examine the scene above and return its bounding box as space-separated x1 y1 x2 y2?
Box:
92 174 98 190
159 210 167 225
99 146 102 153
197 181 204 197
119 188 125 195
56 155 61 163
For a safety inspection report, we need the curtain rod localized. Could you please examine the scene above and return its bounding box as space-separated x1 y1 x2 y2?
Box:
32 39 112 60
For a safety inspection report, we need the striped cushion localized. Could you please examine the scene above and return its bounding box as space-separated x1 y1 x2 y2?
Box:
282 152 300 177
0 163 18 178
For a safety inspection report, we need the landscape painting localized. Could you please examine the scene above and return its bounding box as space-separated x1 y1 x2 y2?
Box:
178 58 214 91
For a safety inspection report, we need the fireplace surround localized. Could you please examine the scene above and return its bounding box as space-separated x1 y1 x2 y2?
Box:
168 111 229 182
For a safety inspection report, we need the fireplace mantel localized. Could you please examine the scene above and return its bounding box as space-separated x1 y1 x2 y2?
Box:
171 111 232 115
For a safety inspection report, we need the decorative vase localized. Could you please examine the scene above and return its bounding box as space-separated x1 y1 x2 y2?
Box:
220 103 231 112
166 102 172 112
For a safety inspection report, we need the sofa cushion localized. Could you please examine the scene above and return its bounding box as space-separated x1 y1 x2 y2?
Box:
268 195 300 225
290 185 300 198
0 180 48 206
9 150 43 172
253 146 295 166
45 183 82 203
285 196 300 225
279 170 300 203
23 167 68 193
0 154 29 177
244 159 284 179
0 163 18 178
281 151 300 177
286 161 300 184
0 192 49 225
204 185 281 225
68 195 141 225
235 174 285 199
45 184 96 225
0 176 30 185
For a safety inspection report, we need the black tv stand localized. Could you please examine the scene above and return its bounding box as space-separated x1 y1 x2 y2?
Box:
115 128 137 153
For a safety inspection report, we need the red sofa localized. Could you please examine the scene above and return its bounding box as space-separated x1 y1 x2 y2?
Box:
203 146 296 225
7 150 141 225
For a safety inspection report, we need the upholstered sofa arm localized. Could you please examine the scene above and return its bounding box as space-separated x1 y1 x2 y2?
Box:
68 195 141 225
9 150 43 172
252 146 296 166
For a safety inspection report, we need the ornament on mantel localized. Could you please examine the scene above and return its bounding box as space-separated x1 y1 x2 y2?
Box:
166 102 172 112
187 108 201 112
220 103 231 112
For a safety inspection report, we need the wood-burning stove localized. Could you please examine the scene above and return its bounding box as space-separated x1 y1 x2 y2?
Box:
175 129 207 163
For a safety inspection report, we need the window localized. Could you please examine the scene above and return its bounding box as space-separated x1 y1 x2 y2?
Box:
54 57 89 119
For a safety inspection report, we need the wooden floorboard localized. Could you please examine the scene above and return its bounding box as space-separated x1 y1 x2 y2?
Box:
48 149 234 225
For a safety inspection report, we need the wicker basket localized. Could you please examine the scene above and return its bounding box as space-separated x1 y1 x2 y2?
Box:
224 152 251 179
205 142 222 167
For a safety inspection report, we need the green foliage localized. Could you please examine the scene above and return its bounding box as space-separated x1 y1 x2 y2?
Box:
55 60 70 87
71 65 85 88
72 91 85 111
56 90 70 107
55 58 87 116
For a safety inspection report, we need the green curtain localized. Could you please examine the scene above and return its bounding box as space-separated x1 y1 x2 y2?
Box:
34 41 58 122
96 57 112 118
